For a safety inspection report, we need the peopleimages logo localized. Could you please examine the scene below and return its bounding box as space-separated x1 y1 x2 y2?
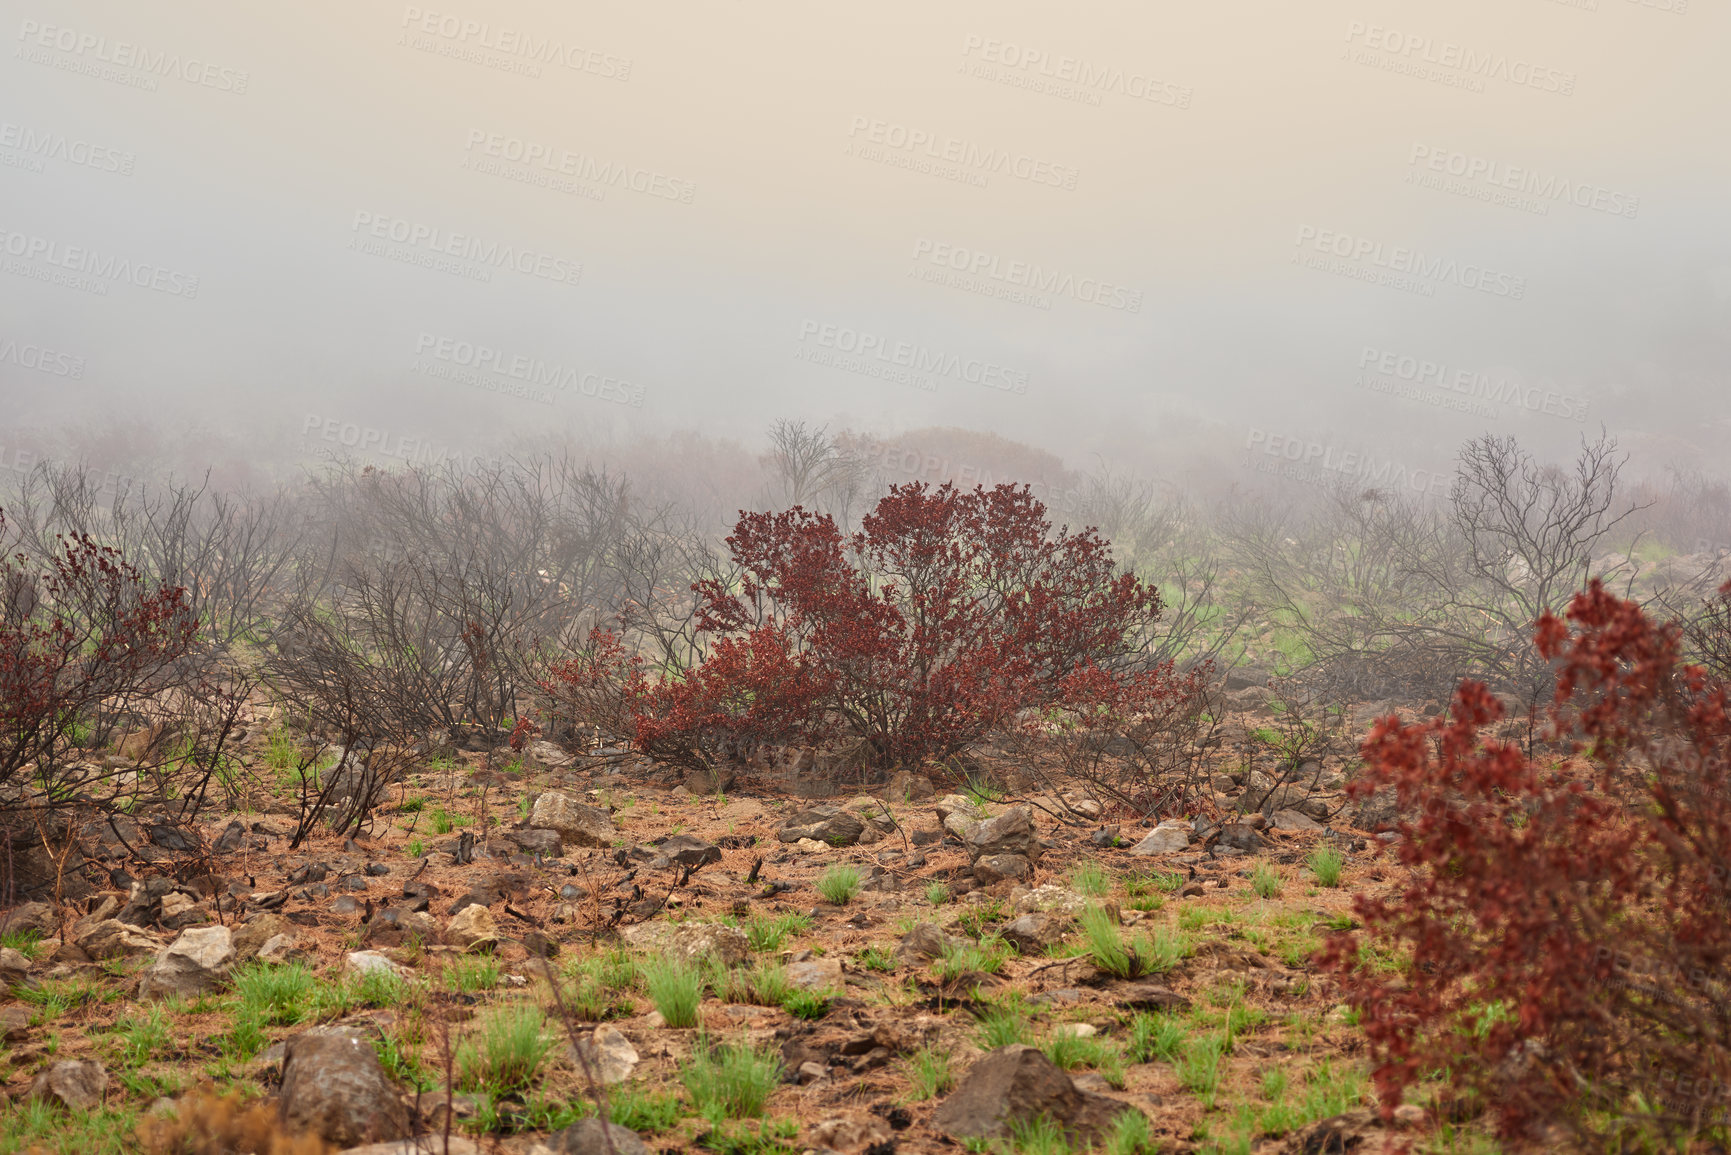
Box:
796 320 1029 395
0 227 199 298
349 212 582 286
1406 145 1638 220
1356 346 1589 422
0 122 134 176
910 239 1142 313
1245 427 1450 497
413 333 646 407
958 34 1192 110
16 20 250 93
845 116 1080 191
1294 226 1526 300
1343 21 1575 96
0 335 84 378
400 7 631 80
462 130 695 204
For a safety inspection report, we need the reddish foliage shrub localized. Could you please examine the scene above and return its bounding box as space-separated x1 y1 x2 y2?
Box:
1323 579 1731 1145
558 484 1165 772
0 513 198 796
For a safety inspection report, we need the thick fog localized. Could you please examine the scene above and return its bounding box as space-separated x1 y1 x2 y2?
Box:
1 0 1726 492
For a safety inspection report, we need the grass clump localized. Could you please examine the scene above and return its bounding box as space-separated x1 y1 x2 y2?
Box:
974 995 1033 1049
1043 1031 1126 1088
456 1003 553 1095
857 944 898 972
933 937 1010 982
608 1083 685 1133
781 989 832 1020
682 1034 783 1123
232 961 316 1026
1309 846 1345 888
642 957 705 1028
1070 861 1113 897
907 1045 954 1100
1 926 44 960
742 912 811 952
1081 906 1187 979
816 865 863 905
1103 1110 1157 1155
925 882 950 906
1175 1032 1228 1107
1251 861 1282 899
1128 1012 1187 1064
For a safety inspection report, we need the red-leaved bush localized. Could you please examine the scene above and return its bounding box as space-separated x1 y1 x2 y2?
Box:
548 484 1166 773
1323 579 1731 1146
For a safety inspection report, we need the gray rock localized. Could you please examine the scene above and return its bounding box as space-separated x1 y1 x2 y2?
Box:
139 925 235 1000
550 1118 652 1155
1270 808 1323 832
0 901 56 935
530 792 618 848
504 828 563 856
279 1027 410 1147
568 1024 639 1085
232 913 294 962
931 1045 1137 1142
785 957 844 992
1127 823 1191 856
999 913 1067 954
620 921 750 966
898 922 964 960
776 807 865 847
445 904 499 952
973 853 1032 884
964 806 1040 863
1216 823 1267 852
651 834 722 868
75 919 162 961
27 1058 108 1111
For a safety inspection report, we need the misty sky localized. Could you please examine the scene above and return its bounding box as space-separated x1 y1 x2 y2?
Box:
2 0 1726 486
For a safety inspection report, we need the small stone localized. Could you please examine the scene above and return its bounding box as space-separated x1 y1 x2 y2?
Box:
797 1060 828 1085
810 1111 893 1154
1051 1023 1097 1039
964 806 1041 863
1271 809 1323 832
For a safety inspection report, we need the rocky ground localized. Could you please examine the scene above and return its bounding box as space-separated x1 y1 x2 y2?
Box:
0 708 1513 1155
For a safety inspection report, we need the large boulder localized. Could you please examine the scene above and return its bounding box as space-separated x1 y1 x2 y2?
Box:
776 807 865 847
27 1059 108 1111
964 806 1041 863
620 921 750 966
931 1045 1136 1142
139 925 235 1000
529 792 618 848
279 1027 410 1148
